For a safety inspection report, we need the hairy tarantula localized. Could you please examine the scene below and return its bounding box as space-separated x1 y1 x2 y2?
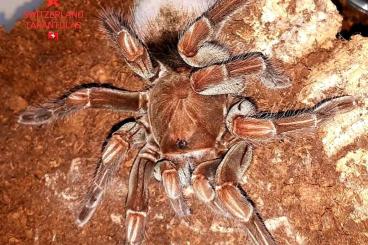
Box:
18 0 357 244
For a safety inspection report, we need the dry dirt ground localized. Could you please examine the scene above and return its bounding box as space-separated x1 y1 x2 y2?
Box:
1 0 368 244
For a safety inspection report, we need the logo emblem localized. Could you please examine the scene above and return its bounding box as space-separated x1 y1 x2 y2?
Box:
47 0 61 7
48 31 59 41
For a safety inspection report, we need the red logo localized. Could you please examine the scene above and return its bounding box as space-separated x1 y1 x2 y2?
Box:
24 0 84 40
47 0 61 7
48 31 59 41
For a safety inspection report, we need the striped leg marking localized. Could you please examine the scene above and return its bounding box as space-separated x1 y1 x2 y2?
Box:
229 96 357 140
214 142 275 245
191 53 290 95
19 87 144 125
125 145 157 244
159 160 191 217
76 121 145 227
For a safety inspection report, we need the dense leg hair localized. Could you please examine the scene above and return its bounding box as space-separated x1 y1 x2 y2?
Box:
99 9 158 80
18 87 145 125
191 53 290 95
215 142 276 245
192 142 252 216
76 121 146 227
125 143 159 244
193 142 274 244
177 0 250 67
177 15 230 67
192 158 229 215
159 160 191 217
228 96 357 140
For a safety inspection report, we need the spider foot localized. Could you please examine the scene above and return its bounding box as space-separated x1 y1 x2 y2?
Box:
76 186 103 227
261 57 291 89
314 95 357 121
18 100 72 125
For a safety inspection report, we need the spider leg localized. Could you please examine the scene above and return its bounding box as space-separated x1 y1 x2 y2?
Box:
228 96 357 140
99 9 158 80
215 142 275 245
190 53 290 95
76 121 145 227
18 87 147 125
125 143 158 244
158 160 191 217
192 143 252 214
192 158 229 215
178 0 248 67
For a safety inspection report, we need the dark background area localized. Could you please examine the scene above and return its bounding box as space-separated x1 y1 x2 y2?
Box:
333 0 368 38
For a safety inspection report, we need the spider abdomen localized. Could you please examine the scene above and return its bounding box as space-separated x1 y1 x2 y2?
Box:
148 72 226 154
133 0 215 43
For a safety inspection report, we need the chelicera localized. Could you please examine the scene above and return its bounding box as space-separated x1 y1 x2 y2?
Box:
19 0 356 244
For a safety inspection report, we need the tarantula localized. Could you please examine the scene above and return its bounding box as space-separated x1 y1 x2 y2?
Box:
18 0 356 244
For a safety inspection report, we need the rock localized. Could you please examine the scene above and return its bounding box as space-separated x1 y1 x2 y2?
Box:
236 0 342 63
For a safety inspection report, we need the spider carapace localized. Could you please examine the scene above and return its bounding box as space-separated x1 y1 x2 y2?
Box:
149 72 226 154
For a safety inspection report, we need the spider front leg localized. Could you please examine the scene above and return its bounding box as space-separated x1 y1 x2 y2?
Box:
18 87 146 125
158 160 191 217
190 53 290 96
125 143 158 244
191 159 226 214
178 0 249 67
227 96 357 140
192 143 252 215
77 120 145 226
215 142 275 245
100 9 158 80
